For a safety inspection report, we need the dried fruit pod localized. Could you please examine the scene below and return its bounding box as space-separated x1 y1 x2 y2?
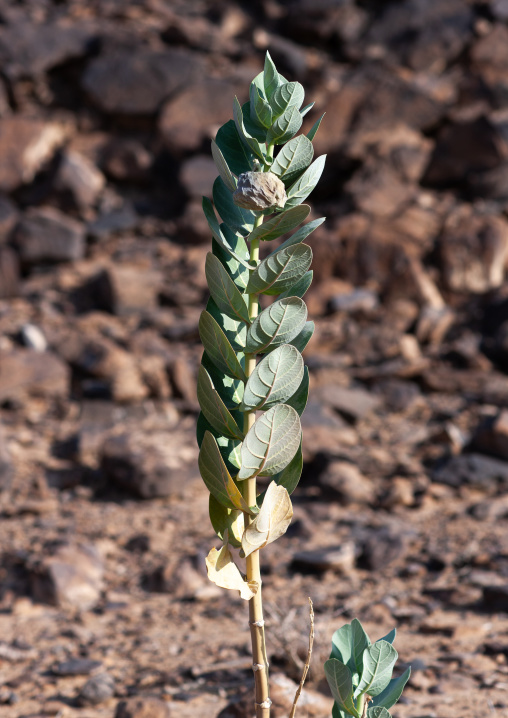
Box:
233 171 287 210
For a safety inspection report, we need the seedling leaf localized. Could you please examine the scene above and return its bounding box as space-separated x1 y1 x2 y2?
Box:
371 668 411 710
355 641 398 699
324 659 360 718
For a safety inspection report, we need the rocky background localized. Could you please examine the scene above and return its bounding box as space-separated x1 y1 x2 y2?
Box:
1 1 508 717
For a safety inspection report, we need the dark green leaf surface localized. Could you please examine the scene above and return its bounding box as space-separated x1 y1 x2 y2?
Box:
250 83 273 129
211 139 237 191
206 297 246 354
199 431 252 512
202 197 252 269
307 112 325 141
248 204 310 243
206 252 251 324
196 411 242 471
245 297 308 354
199 310 246 381
242 345 304 411
285 366 309 415
324 659 359 718
238 404 301 480
233 96 265 160
212 235 250 291
271 135 314 185
277 269 313 300
270 217 325 255
285 155 327 209
197 365 243 440
274 440 303 494
216 120 253 176
213 177 255 237
371 668 411 710
285 320 315 354
246 244 312 296
351 619 371 674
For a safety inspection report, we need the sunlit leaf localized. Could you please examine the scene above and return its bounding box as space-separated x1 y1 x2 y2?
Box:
264 51 283 99
242 344 304 411
247 244 312 296
277 270 313 300
197 411 242 471
197 364 243 440
212 234 250 292
271 135 314 185
267 105 303 145
206 544 258 600
248 204 310 243
300 101 315 117
245 297 308 354
285 155 327 209
270 216 325 256
238 404 301 480
271 81 305 118
274 440 303 494
371 668 411 710
199 310 246 381
211 139 237 192
354 642 398 699
324 659 360 718
206 252 251 324
307 112 325 141
367 708 391 718
233 96 265 160
209 494 245 548
242 482 293 557
250 83 273 129
199 431 252 512
286 320 314 354
285 366 309 415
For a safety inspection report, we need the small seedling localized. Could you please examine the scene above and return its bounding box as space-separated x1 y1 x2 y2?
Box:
325 619 411 718
197 51 325 716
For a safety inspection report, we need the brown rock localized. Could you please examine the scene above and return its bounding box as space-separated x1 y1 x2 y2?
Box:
471 24 508 104
0 427 14 491
115 696 170 718
101 138 153 182
319 460 375 504
53 151 105 211
440 209 508 293
179 155 217 198
0 349 69 403
0 246 20 299
83 48 201 115
159 78 245 154
29 542 104 610
85 265 164 315
0 117 70 192
346 159 415 217
471 410 508 461
0 193 18 240
314 384 381 422
100 429 198 499
13 207 86 265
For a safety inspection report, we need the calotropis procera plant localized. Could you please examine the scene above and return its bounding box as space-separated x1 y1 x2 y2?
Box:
325 620 411 718
197 52 325 717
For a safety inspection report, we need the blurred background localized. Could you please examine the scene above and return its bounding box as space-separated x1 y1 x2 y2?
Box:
0 1 508 717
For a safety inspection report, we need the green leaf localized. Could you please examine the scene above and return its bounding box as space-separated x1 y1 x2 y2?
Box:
371 668 411 710
271 135 314 185
307 112 325 141
355 642 398 699
286 320 314 354
213 177 256 238
270 217 325 256
285 366 309 416
248 204 310 243
211 139 237 192
351 619 371 674
300 101 315 117
378 628 396 646
267 105 303 145
277 270 313 300
367 708 391 718
324 659 360 718
242 345 304 411
197 365 243 440
206 252 251 324
201 351 243 408
199 310 246 381
245 297 308 354
264 51 282 99
206 297 246 354
216 120 253 176
212 235 250 291
197 411 242 471
243 101 269 142
199 431 252 512
233 96 265 160
250 83 273 129
274 440 303 494
246 244 312 296
331 624 354 666
271 81 305 118
209 494 244 548
285 155 326 209
332 704 350 718
238 404 301 480
202 197 252 269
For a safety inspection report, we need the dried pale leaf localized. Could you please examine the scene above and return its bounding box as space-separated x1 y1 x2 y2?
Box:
206 545 258 600
242 482 293 557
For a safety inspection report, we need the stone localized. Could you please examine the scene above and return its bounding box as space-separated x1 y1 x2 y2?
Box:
471 25 508 105
179 155 217 198
439 210 508 293
100 429 198 499
53 151 105 211
319 460 375 505
20 324 47 353
77 672 115 706
481 585 508 612
0 428 14 491
53 658 102 676
0 21 95 79
346 159 415 217
0 117 69 192
314 384 382 422
101 138 153 182
432 453 508 491
470 411 508 461
115 696 170 718
29 542 104 610
329 288 379 314
0 350 69 404
358 527 408 571
13 207 86 265
87 202 139 240
159 77 245 154
291 542 357 573
82 265 163 315
0 246 20 299
0 193 18 240
83 48 201 115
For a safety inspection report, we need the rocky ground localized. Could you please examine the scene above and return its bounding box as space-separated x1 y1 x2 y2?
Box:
1 1 508 717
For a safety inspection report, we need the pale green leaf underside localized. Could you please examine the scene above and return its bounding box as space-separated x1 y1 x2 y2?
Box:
242 344 304 412
205 252 250 324
245 297 308 354
278 270 313 300
324 659 359 718
247 244 312 296
355 641 398 699
250 83 273 129
274 440 303 494
267 105 303 145
211 139 237 192
199 310 246 382
285 155 327 209
238 404 301 480
372 668 411 710
282 319 314 354
248 204 310 243
197 364 243 440
285 366 309 415
271 135 314 184
271 81 305 117
367 708 391 718
199 431 252 513
271 216 325 256
233 95 265 160
202 197 252 269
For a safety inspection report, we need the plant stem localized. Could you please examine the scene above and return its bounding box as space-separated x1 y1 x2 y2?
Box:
243 216 270 718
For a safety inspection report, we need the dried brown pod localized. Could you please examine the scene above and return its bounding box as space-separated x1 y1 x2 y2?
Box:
233 171 287 211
